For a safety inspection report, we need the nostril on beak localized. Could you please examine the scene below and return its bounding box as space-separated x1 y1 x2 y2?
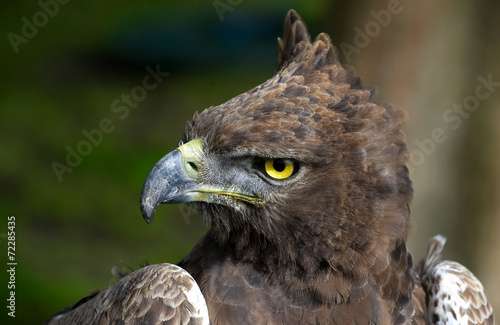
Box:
188 161 198 172
185 160 200 179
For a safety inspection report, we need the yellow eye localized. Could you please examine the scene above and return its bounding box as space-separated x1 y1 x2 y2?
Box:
264 159 296 180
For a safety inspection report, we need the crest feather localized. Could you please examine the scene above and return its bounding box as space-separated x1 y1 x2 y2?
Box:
275 10 340 75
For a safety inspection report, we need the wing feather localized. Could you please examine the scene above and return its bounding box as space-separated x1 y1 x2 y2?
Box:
45 263 209 325
420 235 495 325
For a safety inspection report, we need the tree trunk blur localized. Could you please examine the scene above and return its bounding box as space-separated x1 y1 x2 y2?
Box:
327 0 500 314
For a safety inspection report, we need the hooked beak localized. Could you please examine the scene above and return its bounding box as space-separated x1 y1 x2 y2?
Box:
140 139 263 223
140 140 204 224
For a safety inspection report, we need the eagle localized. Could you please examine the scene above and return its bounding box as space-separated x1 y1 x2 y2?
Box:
46 9 495 325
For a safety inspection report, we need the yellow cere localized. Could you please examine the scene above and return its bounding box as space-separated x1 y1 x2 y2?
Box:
178 139 204 180
264 158 295 179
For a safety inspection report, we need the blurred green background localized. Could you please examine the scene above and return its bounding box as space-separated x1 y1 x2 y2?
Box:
1 0 499 324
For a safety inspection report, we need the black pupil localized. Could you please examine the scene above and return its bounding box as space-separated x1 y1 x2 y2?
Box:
273 159 286 172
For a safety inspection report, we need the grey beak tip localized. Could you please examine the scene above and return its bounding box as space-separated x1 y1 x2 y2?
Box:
140 199 156 224
140 149 195 224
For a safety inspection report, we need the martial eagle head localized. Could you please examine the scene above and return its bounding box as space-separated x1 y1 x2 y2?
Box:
140 10 412 279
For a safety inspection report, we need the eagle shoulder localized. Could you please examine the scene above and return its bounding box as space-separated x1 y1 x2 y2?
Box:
419 235 495 325
45 263 209 325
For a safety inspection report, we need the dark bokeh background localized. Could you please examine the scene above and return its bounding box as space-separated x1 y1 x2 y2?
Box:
1 1 499 324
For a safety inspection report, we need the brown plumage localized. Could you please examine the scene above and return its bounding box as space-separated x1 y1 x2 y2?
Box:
46 264 209 324
46 9 494 325
175 9 418 324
